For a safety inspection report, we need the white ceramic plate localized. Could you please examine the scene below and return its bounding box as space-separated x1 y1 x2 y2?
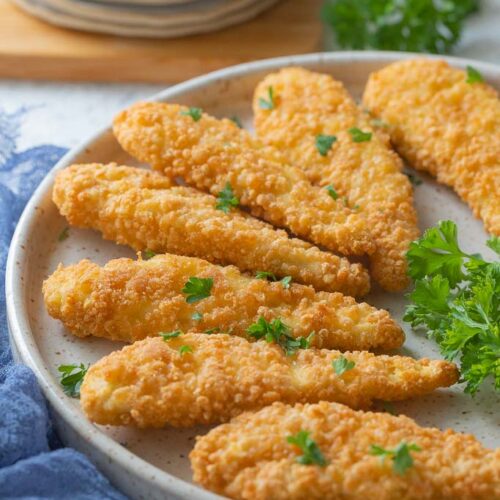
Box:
6 52 500 500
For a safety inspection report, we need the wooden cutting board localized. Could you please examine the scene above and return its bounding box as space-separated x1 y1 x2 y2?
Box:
0 0 324 83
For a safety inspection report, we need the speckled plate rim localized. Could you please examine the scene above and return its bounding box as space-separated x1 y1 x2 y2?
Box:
6 51 500 499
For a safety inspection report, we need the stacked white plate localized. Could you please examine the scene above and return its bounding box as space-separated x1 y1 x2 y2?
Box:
12 0 280 38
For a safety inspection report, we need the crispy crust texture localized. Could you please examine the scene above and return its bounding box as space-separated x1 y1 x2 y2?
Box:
363 58 500 236
42 254 403 351
113 102 375 256
190 401 499 500
81 335 458 428
52 163 370 296
253 67 420 291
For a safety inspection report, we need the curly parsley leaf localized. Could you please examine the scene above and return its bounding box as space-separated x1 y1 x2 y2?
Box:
287 431 327 466
258 86 276 110
315 134 337 156
487 235 500 255
179 345 193 355
321 0 479 54
325 184 339 201
256 271 292 289
180 107 203 121
349 128 372 143
405 221 500 394
247 317 313 356
160 330 183 341
466 65 484 84
58 363 88 398
332 355 355 375
280 276 292 289
182 277 213 303
370 442 421 475
216 182 239 214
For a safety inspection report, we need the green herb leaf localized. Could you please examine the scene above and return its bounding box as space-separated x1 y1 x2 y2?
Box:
486 235 500 255
332 355 355 375
230 115 243 128
315 134 337 156
182 277 213 303
255 271 277 281
325 184 339 201
216 182 239 214
143 249 156 259
287 431 327 466
58 227 69 242
466 65 484 84
349 127 372 143
259 86 276 110
204 327 221 334
192 312 203 321
180 107 203 121
247 317 312 356
370 442 421 475
160 330 183 341
280 276 292 289
179 345 193 355
321 0 479 54
58 363 88 398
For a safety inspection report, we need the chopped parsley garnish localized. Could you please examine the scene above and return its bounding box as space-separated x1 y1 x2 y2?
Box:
326 185 339 201
404 220 500 394
258 86 276 110
160 330 182 341
247 317 314 356
230 115 243 128
349 128 372 143
466 65 484 84
255 271 292 289
182 277 213 303
143 249 156 259
321 0 479 54
58 227 69 242
287 431 327 466
204 327 220 335
315 134 337 156
180 107 202 121
216 182 239 213
370 442 421 475
332 355 355 375
179 345 193 355
191 312 203 321
58 363 88 398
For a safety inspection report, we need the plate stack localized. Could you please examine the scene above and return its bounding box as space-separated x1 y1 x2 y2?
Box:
12 0 280 38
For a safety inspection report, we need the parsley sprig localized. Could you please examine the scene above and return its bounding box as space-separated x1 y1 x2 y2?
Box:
321 0 479 54
255 271 292 289
179 345 193 355
349 128 372 143
180 107 203 121
370 442 421 475
160 330 182 341
247 317 314 356
259 86 276 110
216 183 239 213
58 363 88 398
466 65 484 84
325 185 339 201
287 431 327 466
404 220 500 394
315 134 337 156
143 249 156 260
332 355 355 375
182 277 213 303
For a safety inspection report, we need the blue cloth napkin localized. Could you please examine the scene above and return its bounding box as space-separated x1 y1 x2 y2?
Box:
0 107 127 499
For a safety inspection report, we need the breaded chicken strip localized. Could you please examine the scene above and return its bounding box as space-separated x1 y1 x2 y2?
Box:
253 68 419 291
53 163 369 296
43 253 403 351
191 401 499 500
81 335 458 428
363 59 500 235
113 102 375 257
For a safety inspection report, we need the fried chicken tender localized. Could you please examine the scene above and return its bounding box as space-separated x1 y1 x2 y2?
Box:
113 102 375 257
52 163 369 296
191 401 499 500
42 253 403 351
363 59 500 235
81 335 458 428
253 67 420 291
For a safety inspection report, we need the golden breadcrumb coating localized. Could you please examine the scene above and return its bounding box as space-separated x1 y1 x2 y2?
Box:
52 163 369 296
253 67 420 291
191 401 499 500
363 59 500 235
113 102 375 257
81 335 458 428
42 254 403 351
